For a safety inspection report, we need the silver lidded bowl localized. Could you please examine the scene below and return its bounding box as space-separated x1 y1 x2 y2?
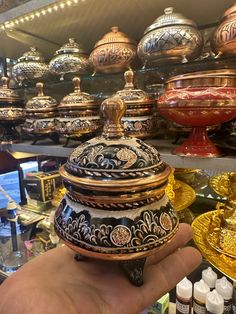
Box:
0 76 25 143
137 7 203 67
23 82 58 137
12 47 48 85
113 70 157 138
55 77 101 139
49 38 89 80
54 97 179 286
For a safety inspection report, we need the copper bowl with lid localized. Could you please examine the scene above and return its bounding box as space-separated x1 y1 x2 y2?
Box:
113 70 157 138
0 77 25 144
55 77 101 139
158 70 236 157
90 26 137 74
211 3 236 57
12 47 48 85
49 38 89 80
137 7 203 67
54 96 179 286
23 82 58 138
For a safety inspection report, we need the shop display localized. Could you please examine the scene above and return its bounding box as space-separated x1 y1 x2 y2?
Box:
158 70 236 157
89 26 137 74
55 77 101 143
54 97 179 286
137 7 203 67
211 3 236 58
12 47 48 85
113 70 157 138
49 38 89 80
23 82 59 144
0 76 25 144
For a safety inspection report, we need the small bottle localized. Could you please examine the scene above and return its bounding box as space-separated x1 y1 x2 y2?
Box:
193 279 210 314
215 277 233 314
206 289 224 314
202 267 217 290
176 277 192 314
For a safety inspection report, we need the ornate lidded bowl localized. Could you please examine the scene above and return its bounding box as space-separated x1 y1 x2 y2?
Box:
113 70 157 138
54 97 179 286
12 47 48 85
23 82 58 138
0 76 25 144
211 3 236 57
89 26 137 74
137 7 203 67
49 38 89 80
158 70 236 157
55 77 101 139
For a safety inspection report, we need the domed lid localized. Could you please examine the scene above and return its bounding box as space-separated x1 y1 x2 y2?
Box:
94 26 137 49
17 47 46 63
60 97 170 193
55 38 87 55
0 77 22 102
113 70 153 104
144 7 197 34
58 77 97 110
26 82 57 111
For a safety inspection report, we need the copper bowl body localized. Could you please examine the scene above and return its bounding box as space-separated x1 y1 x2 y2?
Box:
54 97 179 262
211 4 236 57
12 47 48 84
137 7 203 67
90 26 137 74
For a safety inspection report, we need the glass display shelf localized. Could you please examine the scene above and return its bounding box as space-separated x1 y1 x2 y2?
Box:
1 139 235 172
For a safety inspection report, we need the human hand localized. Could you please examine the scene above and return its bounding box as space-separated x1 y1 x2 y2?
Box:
0 223 201 314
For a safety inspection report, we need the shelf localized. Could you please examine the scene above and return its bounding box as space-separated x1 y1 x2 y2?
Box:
2 139 235 172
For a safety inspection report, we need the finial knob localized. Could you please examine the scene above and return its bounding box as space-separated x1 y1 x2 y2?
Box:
69 38 76 44
101 97 126 139
124 70 134 89
36 82 44 97
73 77 81 93
111 26 119 33
164 7 174 14
1 77 9 89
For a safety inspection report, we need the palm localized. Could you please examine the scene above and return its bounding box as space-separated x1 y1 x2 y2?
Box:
0 224 201 314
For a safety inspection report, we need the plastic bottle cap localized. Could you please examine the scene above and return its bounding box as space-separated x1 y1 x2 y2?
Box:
215 276 233 300
176 277 193 299
202 267 217 288
206 289 224 314
194 279 210 303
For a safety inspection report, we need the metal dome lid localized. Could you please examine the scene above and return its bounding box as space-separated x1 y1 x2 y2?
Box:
55 38 87 55
94 26 137 48
113 70 152 104
144 7 197 35
58 77 97 110
26 82 57 111
0 77 22 102
17 47 46 63
61 97 169 193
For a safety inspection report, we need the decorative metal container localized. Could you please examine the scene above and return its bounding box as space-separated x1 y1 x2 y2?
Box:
113 70 157 138
12 47 48 85
49 38 89 80
55 77 101 141
23 82 58 143
54 97 179 286
158 70 236 157
0 77 25 144
211 4 236 57
137 7 203 67
90 26 137 74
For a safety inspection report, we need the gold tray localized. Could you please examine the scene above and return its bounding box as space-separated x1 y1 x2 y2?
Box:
209 172 234 198
171 180 196 212
192 211 236 281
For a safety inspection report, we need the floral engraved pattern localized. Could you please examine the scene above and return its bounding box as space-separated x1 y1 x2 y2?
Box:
54 200 178 253
91 46 136 66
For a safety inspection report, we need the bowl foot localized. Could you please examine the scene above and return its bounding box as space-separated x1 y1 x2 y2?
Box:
120 258 146 286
